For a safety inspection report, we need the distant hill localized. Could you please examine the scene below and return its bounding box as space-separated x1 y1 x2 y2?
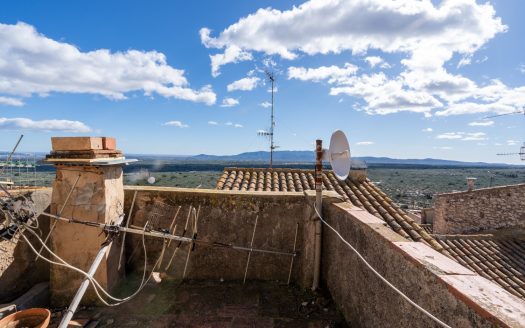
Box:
188 151 519 167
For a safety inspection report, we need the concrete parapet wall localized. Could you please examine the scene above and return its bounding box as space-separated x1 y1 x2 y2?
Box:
322 202 525 327
433 183 525 234
123 186 318 287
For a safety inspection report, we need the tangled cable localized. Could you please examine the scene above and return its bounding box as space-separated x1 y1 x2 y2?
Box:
20 221 167 307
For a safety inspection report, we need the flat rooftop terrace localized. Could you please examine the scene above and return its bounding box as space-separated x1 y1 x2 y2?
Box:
49 279 347 327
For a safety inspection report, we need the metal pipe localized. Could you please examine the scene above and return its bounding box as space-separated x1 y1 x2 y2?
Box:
312 139 323 291
118 190 137 270
38 211 297 257
58 243 109 328
243 215 258 284
287 222 299 285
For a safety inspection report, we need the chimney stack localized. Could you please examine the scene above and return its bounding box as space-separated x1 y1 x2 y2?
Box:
466 177 477 191
46 137 125 306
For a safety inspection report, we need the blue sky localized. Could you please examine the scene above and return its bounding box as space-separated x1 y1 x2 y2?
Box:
0 0 524 163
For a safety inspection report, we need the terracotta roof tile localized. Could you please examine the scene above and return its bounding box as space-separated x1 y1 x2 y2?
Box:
216 167 443 252
435 235 525 299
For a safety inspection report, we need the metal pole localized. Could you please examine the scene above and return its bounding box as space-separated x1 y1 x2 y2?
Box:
270 77 274 168
118 190 137 270
243 215 258 284
312 139 323 291
58 243 109 328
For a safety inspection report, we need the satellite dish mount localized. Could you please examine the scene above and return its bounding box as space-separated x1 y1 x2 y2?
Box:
312 130 351 291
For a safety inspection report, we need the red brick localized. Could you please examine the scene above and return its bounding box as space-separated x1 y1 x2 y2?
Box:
102 137 116 150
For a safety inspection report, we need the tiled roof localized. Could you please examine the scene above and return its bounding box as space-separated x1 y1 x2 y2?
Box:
435 235 525 299
216 168 442 251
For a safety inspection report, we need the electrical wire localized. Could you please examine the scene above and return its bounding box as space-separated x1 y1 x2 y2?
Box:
308 200 451 328
20 221 166 307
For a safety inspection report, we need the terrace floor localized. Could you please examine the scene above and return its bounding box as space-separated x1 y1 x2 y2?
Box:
49 277 348 328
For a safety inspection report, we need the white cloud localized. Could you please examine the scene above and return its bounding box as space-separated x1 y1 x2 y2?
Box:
201 0 505 71
364 56 390 69
260 101 271 108
507 140 518 146
200 1 525 118
356 141 374 145
468 120 494 126
330 73 442 116
227 77 260 92
519 64 525 74
0 117 91 132
224 122 243 128
436 132 487 141
422 128 433 132
208 121 218 125
0 96 24 106
438 146 453 150
207 44 252 77
220 97 240 107
288 63 358 84
163 121 189 128
0 22 216 105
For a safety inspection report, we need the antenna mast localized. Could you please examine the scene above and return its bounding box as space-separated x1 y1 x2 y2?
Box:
258 70 277 168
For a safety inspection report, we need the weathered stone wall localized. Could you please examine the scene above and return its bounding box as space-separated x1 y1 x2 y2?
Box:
123 186 318 287
0 189 51 303
433 183 525 234
322 202 525 327
49 166 124 307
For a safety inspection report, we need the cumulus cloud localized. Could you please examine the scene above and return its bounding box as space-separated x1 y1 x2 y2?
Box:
260 101 271 108
356 141 374 145
436 132 487 141
422 128 433 132
201 0 504 69
200 0 525 117
469 120 494 126
0 117 91 132
163 121 189 128
330 73 442 116
0 22 216 105
220 97 240 107
208 121 218 125
288 63 358 83
227 77 260 92
365 56 390 68
0 96 24 106
224 122 243 128
207 44 252 77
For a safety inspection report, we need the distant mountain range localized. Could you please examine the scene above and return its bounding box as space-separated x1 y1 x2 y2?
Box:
1 150 520 168
188 150 520 167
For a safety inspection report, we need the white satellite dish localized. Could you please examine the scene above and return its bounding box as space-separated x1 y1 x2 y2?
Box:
325 130 351 180
147 176 156 184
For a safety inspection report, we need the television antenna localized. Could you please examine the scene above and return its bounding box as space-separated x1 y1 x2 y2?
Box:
483 109 525 119
312 130 351 291
497 142 525 161
257 70 277 168
483 107 525 160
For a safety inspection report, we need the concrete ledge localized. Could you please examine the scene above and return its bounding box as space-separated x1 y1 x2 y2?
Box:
323 202 525 327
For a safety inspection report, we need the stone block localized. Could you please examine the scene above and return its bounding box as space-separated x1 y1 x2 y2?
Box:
51 137 104 151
